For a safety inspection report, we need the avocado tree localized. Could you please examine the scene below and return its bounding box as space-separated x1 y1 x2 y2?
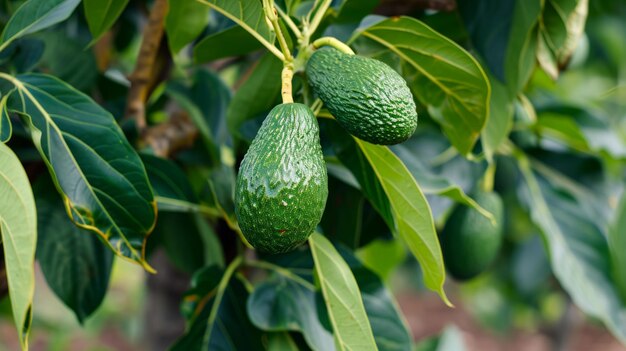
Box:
0 0 624 350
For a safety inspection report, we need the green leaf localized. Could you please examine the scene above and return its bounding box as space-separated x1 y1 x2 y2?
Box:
0 0 81 53
141 154 199 212
323 120 394 229
459 0 542 94
309 232 378 351
35 177 113 323
0 94 11 143
0 142 36 349
391 142 494 222
267 333 300 351
166 0 208 54
36 30 98 92
516 153 626 344
2 73 156 269
343 251 412 351
537 0 588 78
83 0 129 43
172 262 265 351
414 325 467 351
355 140 450 304
481 76 514 161
194 25 265 63
247 274 336 351
258 246 412 351
196 0 275 51
227 53 282 138
610 189 626 302
536 105 626 158
150 212 210 274
357 17 491 155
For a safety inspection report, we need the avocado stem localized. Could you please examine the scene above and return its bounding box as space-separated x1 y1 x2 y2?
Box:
481 162 496 192
263 0 292 61
312 37 355 55
281 63 295 103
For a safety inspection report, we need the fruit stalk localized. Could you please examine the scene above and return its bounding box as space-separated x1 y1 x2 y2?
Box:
281 62 295 103
312 37 355 55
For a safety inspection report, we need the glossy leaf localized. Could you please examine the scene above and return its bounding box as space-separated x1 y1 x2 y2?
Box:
323 120 393 229
0 142 36 349
35 177 113 323
194 25 264 63
227 53 282 139
196 0 274 48
459 0 542 93
0 0 81 53
259 245 412 351
166 0 208 53
356 140 449 304
267 333 300 351
517 154 626 344
172 264 264 351
141 154 199 212
150 212 209 274
537 0 589 78
37 31 98 92
342 249 412 351
320 175 367 249
358 17 490 155
2 73 156 268
83 0 129 43
248 275 335 351
481 76 514 161
309 232 378 351
536 105 626 158
0 95 11 143
391 142 494 221
610 190 626 302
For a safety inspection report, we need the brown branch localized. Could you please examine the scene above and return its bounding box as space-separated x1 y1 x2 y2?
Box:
125 0 169 132
141 111 198 158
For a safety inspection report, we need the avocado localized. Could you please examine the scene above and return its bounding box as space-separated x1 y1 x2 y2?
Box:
235 103 328 254
306 47 418 145
440 191 504 281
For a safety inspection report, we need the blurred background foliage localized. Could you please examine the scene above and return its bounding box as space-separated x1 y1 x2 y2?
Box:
0 0 625 350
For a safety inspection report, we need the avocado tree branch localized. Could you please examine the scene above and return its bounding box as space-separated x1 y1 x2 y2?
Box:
125 0 169 132
275 5 302 40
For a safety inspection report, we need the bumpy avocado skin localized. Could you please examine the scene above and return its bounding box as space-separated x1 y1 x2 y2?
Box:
235 103 328 254
306 48 418 145
440 191 504 281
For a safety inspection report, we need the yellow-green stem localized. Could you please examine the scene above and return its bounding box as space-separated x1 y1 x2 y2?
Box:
263 0 292 60
312 37 355 55
481 162 496 192
281 63 295 103
276 5 302 40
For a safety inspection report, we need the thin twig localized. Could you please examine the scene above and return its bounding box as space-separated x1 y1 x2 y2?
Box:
125 0 169 132
275 5 302 40
263 0 291 60
304 0 332 42
196 0 285 61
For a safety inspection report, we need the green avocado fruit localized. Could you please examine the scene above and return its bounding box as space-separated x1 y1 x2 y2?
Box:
306 47 418 145
440 191 504 281
235 103 328 254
